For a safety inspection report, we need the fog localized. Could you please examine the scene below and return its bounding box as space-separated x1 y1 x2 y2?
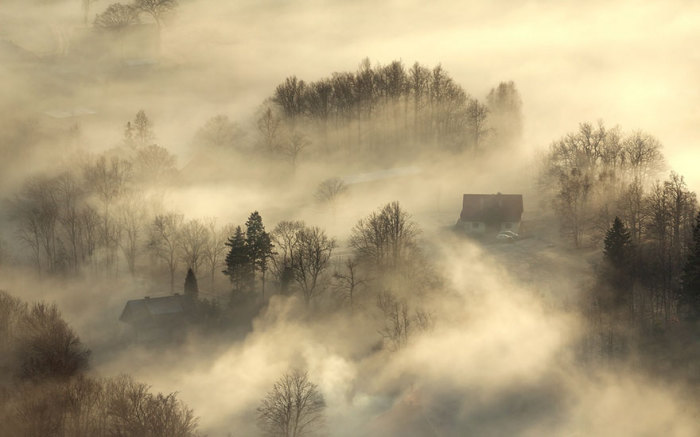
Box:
1 1 699 436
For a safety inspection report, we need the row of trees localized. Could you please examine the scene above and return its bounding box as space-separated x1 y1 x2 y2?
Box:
254 59 522 165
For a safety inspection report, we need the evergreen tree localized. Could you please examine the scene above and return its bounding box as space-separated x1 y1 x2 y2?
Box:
604 217 632 269
184 267 199 298
245 212 274 298
681 212 700 320
223 226 253 293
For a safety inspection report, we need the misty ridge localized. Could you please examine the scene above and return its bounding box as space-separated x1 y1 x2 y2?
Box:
1 1 700 437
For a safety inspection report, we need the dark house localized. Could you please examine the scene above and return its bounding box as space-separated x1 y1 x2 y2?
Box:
457 193 524 235
119 294 193 342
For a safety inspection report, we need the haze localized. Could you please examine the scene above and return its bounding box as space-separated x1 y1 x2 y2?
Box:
1 1 699 436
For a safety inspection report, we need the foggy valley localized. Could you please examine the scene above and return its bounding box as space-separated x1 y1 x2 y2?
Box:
1 1 699 436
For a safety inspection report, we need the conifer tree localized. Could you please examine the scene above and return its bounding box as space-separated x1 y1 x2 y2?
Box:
604 217 632 269
245 212 274 298
223 226 253 293
184 267 198 298
681 212 700 320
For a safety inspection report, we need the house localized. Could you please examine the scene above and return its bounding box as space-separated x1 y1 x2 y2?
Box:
119 294 193 342
457 193 523 235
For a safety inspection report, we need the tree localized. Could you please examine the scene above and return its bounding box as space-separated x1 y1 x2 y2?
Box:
314 177 347 205
245 212 274 298
681 212 700 320
283 132 309 169
257 106 283 153
465 97 489 150
349 201 419 270
194 114 245 150
257 369 325 437
486 81 523 148
271 221 305 294
291 226 335 305
132 144 177 186
333 258 365 314
184 267 198 298
202 220 234 292
134 0 177 29
149 212 183 293
125 110 155 149
118 195 146 276
179 218 209 275
604 217 632 269
94 3 140 30
17 302 91 381
223 226 253 293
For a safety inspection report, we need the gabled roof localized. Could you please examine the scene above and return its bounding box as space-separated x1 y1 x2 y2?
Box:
460 193 523 223
119 295 187 324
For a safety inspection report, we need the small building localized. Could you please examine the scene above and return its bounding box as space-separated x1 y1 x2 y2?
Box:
457 193 524 235
119 294 193 342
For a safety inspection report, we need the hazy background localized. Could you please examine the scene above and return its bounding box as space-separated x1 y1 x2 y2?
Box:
1 1 699 436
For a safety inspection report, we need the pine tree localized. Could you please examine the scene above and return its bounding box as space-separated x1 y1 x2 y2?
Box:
245 212 274 298
604 217 632 269
184 267 199 298
223 226 253 293
681 212 700 320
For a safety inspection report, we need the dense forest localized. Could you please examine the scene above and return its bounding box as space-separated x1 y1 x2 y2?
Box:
1 1 699 436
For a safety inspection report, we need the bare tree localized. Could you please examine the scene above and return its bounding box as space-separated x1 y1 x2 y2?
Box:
83 155 132 272
332 257 365 313
376 291 433 351
349 201 419 270
314 177 347 205
202 219 234 291
149 213 183 293
12 176 60 274
195 114 245 150
257 369 325 437
271 221 305 293
94 3 140 30
465 97 489 150
283 132 309 169
257 106 282 153
118 195 147 276
134 0 177 29
133 144 177 186
291 226 336 305
55 172 84 273
179 219 209 275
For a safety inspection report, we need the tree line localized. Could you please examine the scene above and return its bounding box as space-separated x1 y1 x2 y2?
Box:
246 59 522 166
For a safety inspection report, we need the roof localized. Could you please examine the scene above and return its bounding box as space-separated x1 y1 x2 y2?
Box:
460 193 523 223
119 295 187 324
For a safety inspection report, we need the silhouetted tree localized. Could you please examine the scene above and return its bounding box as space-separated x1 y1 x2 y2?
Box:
604 217 632 269
184 267 198 298
149 212 183 293
17 302 90 381
350 201 419 270
224 226 253 293
94 3 140 30
245 212 274 297
134 0 177 29
257 369 325 437
291 226 335 305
